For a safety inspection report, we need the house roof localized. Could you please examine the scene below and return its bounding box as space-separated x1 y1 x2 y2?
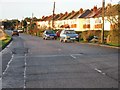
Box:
46 15 53 21
39 4 119 21
54 14 61 20
62 12 72 20
41 16 47 21
85 7 102 18
69 11 79 19
59 12 70 20
64 11 76 20
78 9 91 18
57 13 66 20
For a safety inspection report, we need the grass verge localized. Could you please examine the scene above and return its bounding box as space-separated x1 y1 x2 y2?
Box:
0 35 12 50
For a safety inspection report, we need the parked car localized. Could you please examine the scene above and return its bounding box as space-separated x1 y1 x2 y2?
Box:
60 29 78 42
18 29 23 33
12 30 19 36
42 30 57 40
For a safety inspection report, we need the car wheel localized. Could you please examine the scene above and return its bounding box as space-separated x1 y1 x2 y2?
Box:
63 39 67 43
54 37 57 40
45 37 47 40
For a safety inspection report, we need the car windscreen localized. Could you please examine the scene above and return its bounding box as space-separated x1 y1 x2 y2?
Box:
65 30 76 34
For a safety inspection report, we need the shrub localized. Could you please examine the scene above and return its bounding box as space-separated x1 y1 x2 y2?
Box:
80 30 109 43
107 29 120 46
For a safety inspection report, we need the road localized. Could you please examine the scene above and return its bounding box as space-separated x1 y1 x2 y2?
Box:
1 30 119 88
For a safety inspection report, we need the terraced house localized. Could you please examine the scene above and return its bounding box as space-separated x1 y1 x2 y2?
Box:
36 4 119 32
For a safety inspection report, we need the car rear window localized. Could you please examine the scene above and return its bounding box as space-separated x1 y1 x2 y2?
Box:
46 30 55 34
65 30 76 34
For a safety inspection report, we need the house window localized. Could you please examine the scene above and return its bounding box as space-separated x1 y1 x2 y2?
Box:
71 24 77 28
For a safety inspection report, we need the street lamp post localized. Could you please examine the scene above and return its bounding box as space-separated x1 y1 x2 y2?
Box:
52 1 55 29
101 0 105 44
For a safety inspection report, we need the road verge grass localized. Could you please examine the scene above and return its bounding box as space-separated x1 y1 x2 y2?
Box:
0 35 12 49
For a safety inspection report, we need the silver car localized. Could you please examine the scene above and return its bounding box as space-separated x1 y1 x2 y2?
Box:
60 29 78 42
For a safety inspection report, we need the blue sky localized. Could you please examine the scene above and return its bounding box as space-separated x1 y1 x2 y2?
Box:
0 0 119 20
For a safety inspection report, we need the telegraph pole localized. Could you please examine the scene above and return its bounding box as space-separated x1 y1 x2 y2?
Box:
52 1 55 29
31 13 34 25
101 0 105 44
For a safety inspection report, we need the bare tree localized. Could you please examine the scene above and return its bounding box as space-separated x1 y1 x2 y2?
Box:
106 4 120 30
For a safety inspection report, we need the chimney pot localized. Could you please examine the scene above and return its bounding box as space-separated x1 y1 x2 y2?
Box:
93 6 97 12
79 8 83 14
65 12 68 15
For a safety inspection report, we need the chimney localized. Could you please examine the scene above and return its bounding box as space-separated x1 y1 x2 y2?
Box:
93 6 97 12
65 12 68 16
59 13 63 17
79 8 83 14
42 16 45 19
72 10 75 14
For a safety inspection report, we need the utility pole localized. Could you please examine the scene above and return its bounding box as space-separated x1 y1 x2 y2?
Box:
30 13 34 30
52 1 55 29
101 0 105 44
31 13 34 25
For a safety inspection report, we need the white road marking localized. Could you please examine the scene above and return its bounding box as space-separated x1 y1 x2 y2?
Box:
70 55 76 59
28 53 83 58
24 54 27 88
28 54 69 58
95 68 102 73
94 68 106 75
0 77 1 90
2 54 14 75
102 73 106 75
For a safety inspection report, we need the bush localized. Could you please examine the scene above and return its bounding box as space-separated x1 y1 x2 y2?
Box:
81 31 88 42
107 29 120 46
80 30 109 43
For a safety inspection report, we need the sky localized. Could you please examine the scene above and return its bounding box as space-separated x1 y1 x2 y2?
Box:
0 0 119 21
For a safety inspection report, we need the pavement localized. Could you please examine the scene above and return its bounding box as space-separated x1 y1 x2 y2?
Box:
80 42 120 49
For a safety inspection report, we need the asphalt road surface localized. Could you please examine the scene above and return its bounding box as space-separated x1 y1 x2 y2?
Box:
1 30 119 88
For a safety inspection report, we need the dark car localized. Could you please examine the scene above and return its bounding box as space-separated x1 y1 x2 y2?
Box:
42 30 57 40
12 30 19 36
